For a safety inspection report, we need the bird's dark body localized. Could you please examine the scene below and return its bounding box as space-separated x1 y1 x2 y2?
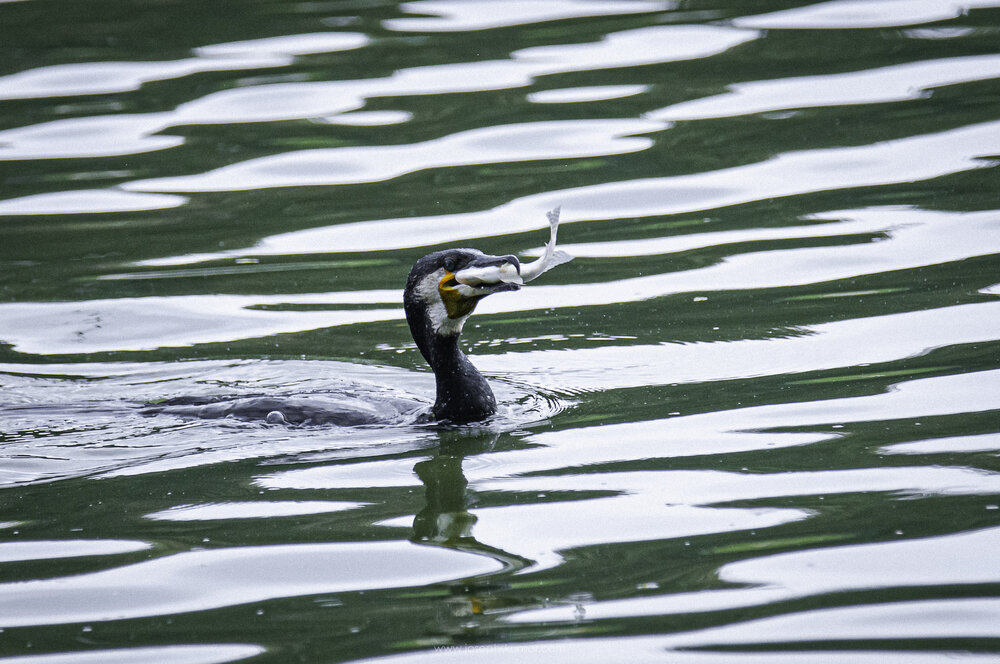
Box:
143 393 423 426
426 332 497 423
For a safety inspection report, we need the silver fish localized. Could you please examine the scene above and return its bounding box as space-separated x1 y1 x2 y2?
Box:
455 207 572 287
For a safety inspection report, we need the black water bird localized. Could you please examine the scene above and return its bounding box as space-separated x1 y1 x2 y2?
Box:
143 250 526 425
403 248 521 423
143 210 569 426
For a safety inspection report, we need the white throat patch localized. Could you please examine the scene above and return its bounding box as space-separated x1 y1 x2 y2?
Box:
415 268 469 336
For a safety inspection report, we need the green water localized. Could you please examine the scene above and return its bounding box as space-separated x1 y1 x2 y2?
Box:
2 1 1000 662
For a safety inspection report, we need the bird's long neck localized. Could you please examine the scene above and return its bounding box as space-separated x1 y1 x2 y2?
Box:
426 332 496 423
405 301 497 423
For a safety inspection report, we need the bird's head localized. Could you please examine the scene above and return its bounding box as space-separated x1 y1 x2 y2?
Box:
404 249 521 338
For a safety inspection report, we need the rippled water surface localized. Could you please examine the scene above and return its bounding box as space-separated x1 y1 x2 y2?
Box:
2 1 1000 662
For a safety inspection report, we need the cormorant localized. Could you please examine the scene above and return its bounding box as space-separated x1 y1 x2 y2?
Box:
143 209 570 426
404 247 522 423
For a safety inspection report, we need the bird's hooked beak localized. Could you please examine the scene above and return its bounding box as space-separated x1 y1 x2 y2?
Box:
438 254 521 319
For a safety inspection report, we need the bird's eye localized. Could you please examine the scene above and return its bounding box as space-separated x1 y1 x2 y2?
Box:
443 257 458 272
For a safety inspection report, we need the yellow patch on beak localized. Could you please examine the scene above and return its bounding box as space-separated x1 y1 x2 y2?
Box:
438 271 479 319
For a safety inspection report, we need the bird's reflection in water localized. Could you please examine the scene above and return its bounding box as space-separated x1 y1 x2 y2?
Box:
411 429 526 568
413 451 477 544
410 429 538 635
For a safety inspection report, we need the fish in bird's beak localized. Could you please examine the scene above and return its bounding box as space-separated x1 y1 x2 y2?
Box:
439 254 521 319
456 207 571 288
454 253 522 288
437 208 572 320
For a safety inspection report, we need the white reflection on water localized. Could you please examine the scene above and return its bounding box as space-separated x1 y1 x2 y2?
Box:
506 526 1000 623
0 296 400 354
0 644 266 664
511 24 755 71
0 541 503 628
384 0 669 32
662 598 1000 648
318 110 413 126
0 32 368 100
0 539 150 563
527 85 649 104
477 301 1000 391
0 23 754 166
648 54 1000 121
0 59 281 102
0 189 186 215
193 32 370 58
543 205 985 257
904 27 979 39
882 431 1000 455
456 369 1000 474
476 467 1000 504
133 120 1000 259
382 502 809 571
0 112 182 162
349 623 1000 664
733 0 1000 29
144 500 366 521
720 526 1000 593
123 118 663 192
258 458 427 489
